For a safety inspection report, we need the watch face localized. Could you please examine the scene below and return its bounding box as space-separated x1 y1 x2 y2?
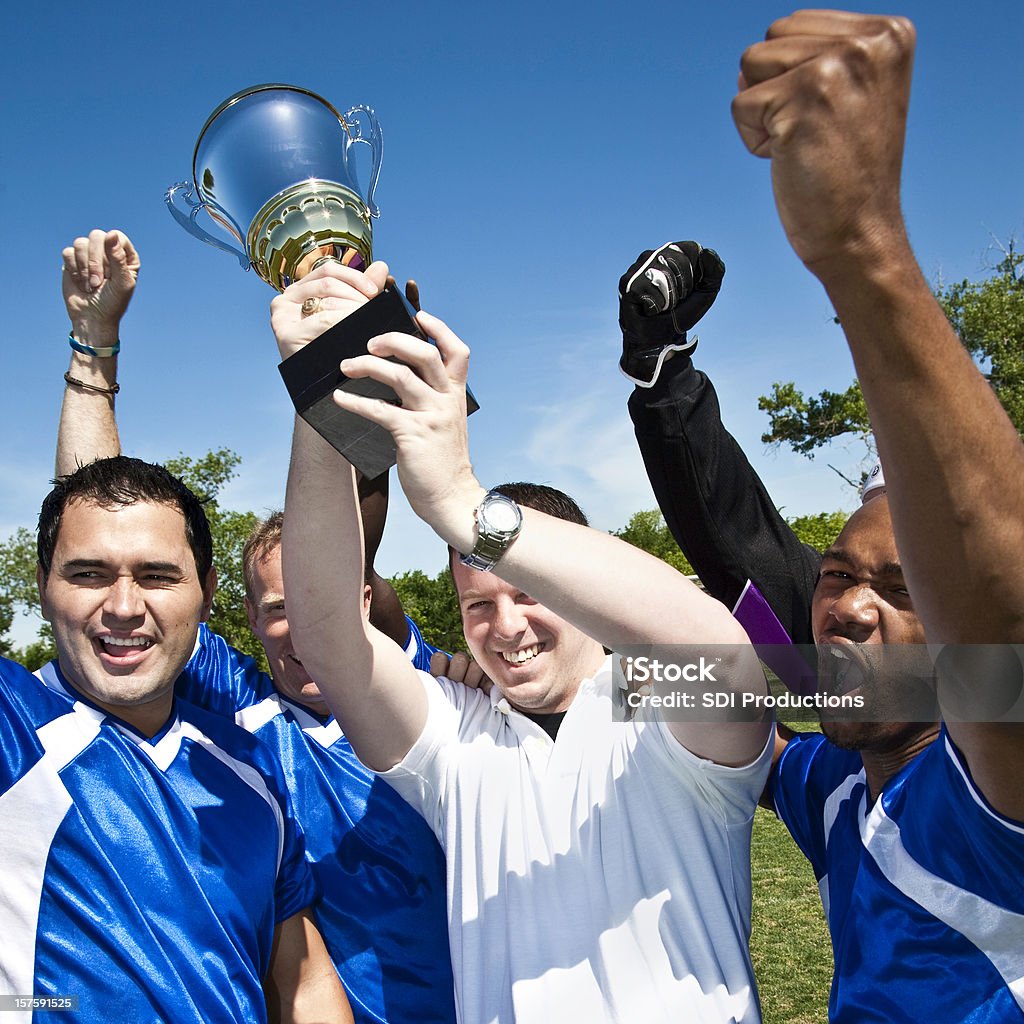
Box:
482 496 520 534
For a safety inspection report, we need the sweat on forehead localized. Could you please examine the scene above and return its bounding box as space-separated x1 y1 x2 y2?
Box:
824 496 903 573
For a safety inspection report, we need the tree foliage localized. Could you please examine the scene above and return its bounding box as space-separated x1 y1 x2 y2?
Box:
0 527 54 668
786 511 848 553
611 510 695 575
389 568 466 653
757 382 871 457
163 450 266 669
614 508 849 570
940 245 1024 432
757 241 1024 481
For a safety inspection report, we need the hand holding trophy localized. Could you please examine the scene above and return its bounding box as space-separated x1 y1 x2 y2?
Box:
166 85 473 477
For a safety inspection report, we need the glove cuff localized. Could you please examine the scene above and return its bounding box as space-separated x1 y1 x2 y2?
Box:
619 335 697 388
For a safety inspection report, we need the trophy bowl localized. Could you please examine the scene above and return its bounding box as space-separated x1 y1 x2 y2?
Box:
166 84 383 290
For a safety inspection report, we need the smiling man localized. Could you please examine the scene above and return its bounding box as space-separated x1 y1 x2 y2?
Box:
38 497 206 725
49 227 457 1024
271 259 774 1024
448 481 597 723
0 456 351 1023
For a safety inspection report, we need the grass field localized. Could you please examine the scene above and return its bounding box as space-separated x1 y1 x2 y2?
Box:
750 806 832 1022
750 710 831 1022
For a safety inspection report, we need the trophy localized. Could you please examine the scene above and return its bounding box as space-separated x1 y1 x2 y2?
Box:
166 83 382 290
167 84 475 478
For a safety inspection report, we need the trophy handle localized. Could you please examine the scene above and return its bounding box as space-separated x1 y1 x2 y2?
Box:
164 181 252 269
343 106 383 219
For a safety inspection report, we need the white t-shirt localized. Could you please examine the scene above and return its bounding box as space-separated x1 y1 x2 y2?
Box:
382 656 773 1024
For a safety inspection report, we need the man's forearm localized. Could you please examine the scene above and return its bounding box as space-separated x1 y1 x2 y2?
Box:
283 418 372 673
438 487 760 653
56 351 121 476
820 242 1024 642
57 228 137 476
266 910 353 1024
281 418 426 770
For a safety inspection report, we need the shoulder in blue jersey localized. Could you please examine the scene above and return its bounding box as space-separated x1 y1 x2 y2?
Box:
770 726 1024 1022
403 614 442 672
0 656 316 1023
177 621 456 1024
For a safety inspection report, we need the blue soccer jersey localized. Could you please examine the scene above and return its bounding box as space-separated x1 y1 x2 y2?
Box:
177 619 456 1024
769 729 1024 1022
0 656 317 1024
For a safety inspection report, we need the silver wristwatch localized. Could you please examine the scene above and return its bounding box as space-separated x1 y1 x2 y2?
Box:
459 490 523 572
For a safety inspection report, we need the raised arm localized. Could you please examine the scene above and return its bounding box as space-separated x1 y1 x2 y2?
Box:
274 263 429 773
622 242 821 646
57 229 137 476
733 10 1024 811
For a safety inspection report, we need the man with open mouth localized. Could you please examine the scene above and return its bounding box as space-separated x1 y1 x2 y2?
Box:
626 9 1024 1022
2 452 351 1022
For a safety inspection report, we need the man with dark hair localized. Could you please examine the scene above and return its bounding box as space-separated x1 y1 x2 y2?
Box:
271 260 774 1023
37 454 214 583
51 228 457 1024
445 482 588 578
491 482 589 526
3 453 351 1022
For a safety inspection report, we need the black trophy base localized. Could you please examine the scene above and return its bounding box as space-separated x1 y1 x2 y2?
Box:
278 285 479 479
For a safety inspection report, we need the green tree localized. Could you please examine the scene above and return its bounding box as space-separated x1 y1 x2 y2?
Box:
0 527 54 669
758 243 1024 481
757 381 871 457
389 568 466 653
613 508 848 572
787 511 848 553
164 449 266 669
0 448 268 672
941 244 1024 431
611 509 695 574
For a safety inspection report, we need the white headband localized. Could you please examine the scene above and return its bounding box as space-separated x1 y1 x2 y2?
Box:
862 460 886 502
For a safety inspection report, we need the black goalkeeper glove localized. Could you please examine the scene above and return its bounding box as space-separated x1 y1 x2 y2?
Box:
618 241 725 386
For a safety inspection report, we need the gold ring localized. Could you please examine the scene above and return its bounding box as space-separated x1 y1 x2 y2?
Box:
301 296 322 316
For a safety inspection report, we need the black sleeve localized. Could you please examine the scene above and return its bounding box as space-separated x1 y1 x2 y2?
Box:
628 355 821 646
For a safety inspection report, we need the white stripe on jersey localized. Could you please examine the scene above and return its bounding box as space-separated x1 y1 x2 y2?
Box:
861 794 1024 1010
405 629 420 661
817 875 830 919
177 719 286 871
236 693 343 749
818 767 865 917
823 767 865 841
113 714 186 771
943 735 1024 836
236 695 286 733
0 707 101 1015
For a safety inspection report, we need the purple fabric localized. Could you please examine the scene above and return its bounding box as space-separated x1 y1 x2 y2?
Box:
733 580 817 695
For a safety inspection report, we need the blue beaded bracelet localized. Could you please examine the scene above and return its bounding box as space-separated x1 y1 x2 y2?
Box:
68 332 120 358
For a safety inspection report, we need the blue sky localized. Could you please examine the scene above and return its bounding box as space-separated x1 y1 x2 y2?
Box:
2 1 1021 623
